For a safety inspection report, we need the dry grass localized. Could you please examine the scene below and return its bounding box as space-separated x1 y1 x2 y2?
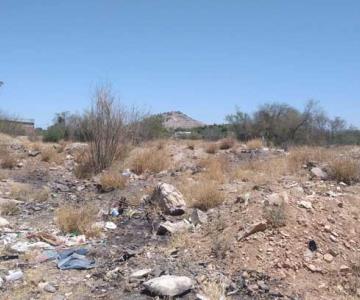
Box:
0 169 8 180
187 141 195 150
263 202 287 228
328 157 360 184
219 138 235 150
287 146 333 172
198 157 229 183
246 138 264 150
0 201 20 216
10 183 49 202
55 204 99 237
0 146 17 169
201 281 227 300
128 147 170 175
74 151 94 179
183 180 224 211
41 146 62 164
205 142 218 154
99 170 127 190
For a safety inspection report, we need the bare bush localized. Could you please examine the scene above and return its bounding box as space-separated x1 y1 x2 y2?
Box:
82 86 142 173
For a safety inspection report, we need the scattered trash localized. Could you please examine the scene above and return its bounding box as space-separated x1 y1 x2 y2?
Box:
308 240 317 252
110 208 119 217
57 248 95 270
0 255 19 261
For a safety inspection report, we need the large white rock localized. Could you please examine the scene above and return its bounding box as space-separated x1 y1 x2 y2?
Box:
311 167 328 180
143 275 193 296
157 220 192 235
151 183 187 215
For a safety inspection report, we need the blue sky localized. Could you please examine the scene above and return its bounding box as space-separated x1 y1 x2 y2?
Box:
0 1 360 128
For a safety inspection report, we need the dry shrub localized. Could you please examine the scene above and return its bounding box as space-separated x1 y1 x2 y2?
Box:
30 142 42 151
10 183 49 202
128 147 170 175
246 138 263 150
56 204 99 237
328 157 360 184
199 157 229 183
263 202 287 228
287 146 333 172
187 141 195 150
167 231 193 251
184 180 224 211
100 170 127 190
205 143 218 154
0 201 20 216
41 146 58 162
74 150 94 179
0 154 17 169
233 157 288 185
219 138 235 150
201 281 227 300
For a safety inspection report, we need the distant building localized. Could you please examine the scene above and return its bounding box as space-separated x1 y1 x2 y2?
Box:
0 118 35 135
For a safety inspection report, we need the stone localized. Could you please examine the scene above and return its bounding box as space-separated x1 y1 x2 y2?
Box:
238 221 267 241
190 209 208 226
5 270 23 282
157 220 192 235
258 280 269 291
105 222 117 230
28 150 41 157
323 253 333 263
130 269 152 279
311 167 328 180
305 264 322 273
0 216 10 227
151 183 187 215
299 201 312 210
143 275 193 297
39 282 56 293
340 265 350 273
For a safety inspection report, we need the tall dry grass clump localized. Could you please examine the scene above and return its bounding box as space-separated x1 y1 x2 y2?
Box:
219 138 235 150
198 156 229 183
205 143 218 154
128 147 170 175
55 204 99 237
246 138 263 150
0 145 17 169
182 180 224 211
10 182 49 202
328 157 360 184
99 170 127 190
40 146 58 163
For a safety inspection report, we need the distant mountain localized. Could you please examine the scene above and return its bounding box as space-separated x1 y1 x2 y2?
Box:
159 111 205 130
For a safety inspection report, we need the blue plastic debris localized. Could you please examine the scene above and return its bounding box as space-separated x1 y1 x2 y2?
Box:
57 248 95 270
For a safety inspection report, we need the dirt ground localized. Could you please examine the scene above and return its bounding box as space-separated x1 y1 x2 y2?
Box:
0 136 359 299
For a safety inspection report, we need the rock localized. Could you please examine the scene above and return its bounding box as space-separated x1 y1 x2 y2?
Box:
105 222 117 230
340 265 350 273
28 150 41 157
151 183 187 215
323 253 333 263
143 275 193 297
130 269 152 279
311 167 328 180
330 235 337 243
54 183 70 192
257 280 269 291
0 216 10 227
157 220 192 235
39 282 57 293
0 277 3 288
190 209 208 226
305 264 322 273
5 270 23 282
238 221 267 241
299 201 312 210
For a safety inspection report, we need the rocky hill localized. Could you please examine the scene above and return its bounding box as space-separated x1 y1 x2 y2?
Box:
160 111 205 130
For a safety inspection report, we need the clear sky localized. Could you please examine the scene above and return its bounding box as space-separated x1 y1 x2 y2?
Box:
0 1 360 128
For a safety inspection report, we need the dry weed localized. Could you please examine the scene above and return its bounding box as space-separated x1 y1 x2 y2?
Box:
205 142 218 154
10 183 49 202
55 204 99 237
263 202 287 228
328 157 360 184
1 153 17 169
0 169 8 180
74 151 94 179
0 201 20 216
246 138 263 150
100 170 127 190
198 157 229 183
202 281 227 300
183 180 224 211
41 146 59 163
128 147 170 175
219 138 235 150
